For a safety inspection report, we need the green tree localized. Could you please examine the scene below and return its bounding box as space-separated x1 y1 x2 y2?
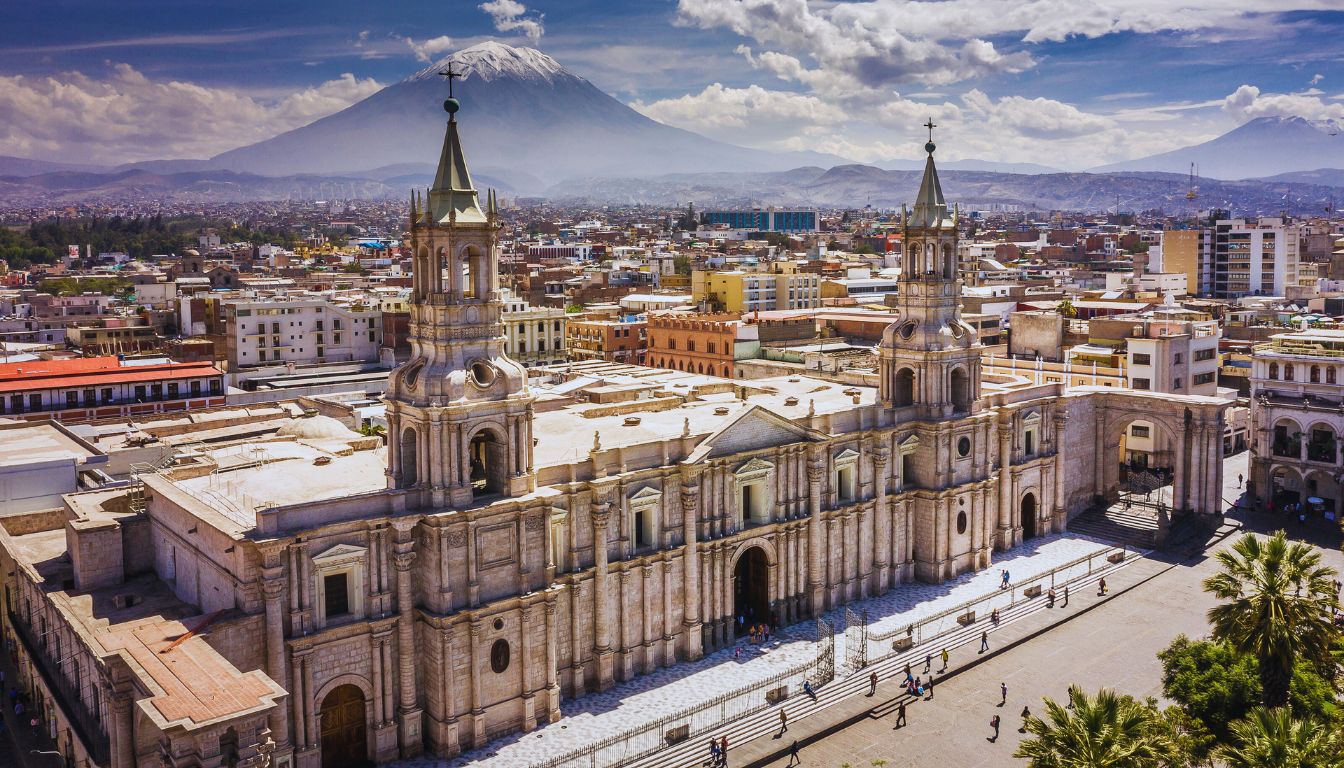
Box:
1203 532 1339 708
1159 635 1262 748
1216 708 1344 768
672 255 692 276
1015 688 1175 768
1056 298 1077 318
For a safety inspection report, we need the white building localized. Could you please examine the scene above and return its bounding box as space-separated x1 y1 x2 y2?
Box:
501 290 568 367
1211 217 1302 299
222 294 383 368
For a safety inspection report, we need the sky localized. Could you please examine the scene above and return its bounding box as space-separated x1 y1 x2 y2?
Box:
1 0 1343 169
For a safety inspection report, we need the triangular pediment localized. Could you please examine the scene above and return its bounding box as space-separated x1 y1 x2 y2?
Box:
629 486 663 502
1023 409 1042 423
899 434 921 450
685 404 824 464
734 457 775 476
312 543 367 563
834 447 860 462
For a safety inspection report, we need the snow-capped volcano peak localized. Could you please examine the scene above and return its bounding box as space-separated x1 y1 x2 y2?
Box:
409 42 568 84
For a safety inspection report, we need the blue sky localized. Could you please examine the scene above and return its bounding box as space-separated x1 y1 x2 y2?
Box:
1 1 1342 167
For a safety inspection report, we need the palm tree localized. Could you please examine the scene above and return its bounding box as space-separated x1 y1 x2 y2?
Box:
1014 688 1172 767
1216 707 1344 768
1202 532 1338 708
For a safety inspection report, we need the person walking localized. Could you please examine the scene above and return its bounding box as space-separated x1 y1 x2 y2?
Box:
923 653 932 674
980 630 989 653
803 680 817 701
990 714 1001 742
940 647 949 672
925 676 934 700
1001 682 1008 705
1020 705 1032 732
709 738 720 766
778 709 788 736
868 671 878 696
1237 473 1244 488
903 661 912 679
786 740 801 767
1063 585 1069 607
895 700 907 728
1098 577 1107 596
720 735 729 766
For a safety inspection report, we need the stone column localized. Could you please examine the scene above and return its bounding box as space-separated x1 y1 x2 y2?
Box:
1172 424 1187 513
661 559 676 667
371 636 386 725
616 569 633 681
641 564 655 673
392 536 423 757
430 413 445 506
806 454 826 615
996 420 1013 550
1094 412 1107 500
520 605 536 732
260 570 292 755
872 446 891 593
1052 411 1068 531
568 577 586 696
543 596 562 722
591 501 615 690
110 694 135 768
680 481 703 660
467 620 485 747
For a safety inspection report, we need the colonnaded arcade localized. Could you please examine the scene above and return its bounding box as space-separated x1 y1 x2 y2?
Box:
0 88 1230 768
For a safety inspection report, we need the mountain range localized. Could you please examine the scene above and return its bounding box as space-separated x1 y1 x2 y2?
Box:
2 42 1344 211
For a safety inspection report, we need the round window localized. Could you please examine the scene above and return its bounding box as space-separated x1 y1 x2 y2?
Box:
490 639 510 674
956 510 968 535
899 322 916 340
957 436 971 457
493 617 504 631
470 360 496 388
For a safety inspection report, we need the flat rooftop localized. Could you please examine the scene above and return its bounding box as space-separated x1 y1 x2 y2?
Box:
0 421 100 468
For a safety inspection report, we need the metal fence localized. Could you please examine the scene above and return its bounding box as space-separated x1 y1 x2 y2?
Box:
865 546 1134 664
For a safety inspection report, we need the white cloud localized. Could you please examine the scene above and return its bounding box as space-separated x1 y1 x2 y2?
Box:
479 0 545 43
1223 83 1344 122
0 64 382 164
404 35 455 63
962 89 1112 138
632 83 845 147
1310 73 1324 85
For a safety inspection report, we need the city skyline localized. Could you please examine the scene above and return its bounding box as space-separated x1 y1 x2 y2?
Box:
0 2 1342 169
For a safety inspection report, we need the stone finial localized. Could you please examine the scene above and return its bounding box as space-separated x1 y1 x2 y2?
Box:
592 431 602 453
808 399 816 417
682 417 691 437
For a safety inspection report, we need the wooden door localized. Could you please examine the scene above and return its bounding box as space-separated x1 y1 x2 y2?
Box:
319 685 368 768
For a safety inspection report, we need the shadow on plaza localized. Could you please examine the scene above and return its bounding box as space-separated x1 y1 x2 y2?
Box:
1225 489 1344 552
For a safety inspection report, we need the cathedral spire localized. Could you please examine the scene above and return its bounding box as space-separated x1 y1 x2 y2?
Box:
910 119 948 229
426 64 487 226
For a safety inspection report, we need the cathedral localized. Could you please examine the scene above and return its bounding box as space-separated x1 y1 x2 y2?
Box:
0 88 1232 768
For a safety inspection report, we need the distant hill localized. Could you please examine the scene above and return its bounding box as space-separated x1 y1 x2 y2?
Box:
1091 116 1344 180
208 42 851 192
0 155 107 177
1258 168 1344 188
878 158 1061 174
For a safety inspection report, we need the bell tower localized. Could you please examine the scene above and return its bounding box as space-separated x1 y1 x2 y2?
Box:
385 68 535 507
879 120 981 418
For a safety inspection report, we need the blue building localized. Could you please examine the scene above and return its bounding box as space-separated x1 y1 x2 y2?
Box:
702 208 818 233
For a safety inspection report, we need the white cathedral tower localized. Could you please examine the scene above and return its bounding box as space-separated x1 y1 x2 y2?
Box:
385 80 536 507
879 123 982 418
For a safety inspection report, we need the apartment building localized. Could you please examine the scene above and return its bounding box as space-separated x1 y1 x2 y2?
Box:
566 315 646 363
1249 327 1344 518
501 291 567 367
1158 229 1211 296
1211 217 1301 298
221 294 382 369
0 356 224 423
646 312 741 377
701 208 819 233
692 269 820 313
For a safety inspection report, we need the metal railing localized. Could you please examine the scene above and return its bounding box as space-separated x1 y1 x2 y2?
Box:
532 645 832 768
866 545 1134 658
8 612 109 764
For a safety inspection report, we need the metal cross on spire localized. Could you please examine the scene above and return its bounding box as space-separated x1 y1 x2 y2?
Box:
438 63 462 98
924 118 937 142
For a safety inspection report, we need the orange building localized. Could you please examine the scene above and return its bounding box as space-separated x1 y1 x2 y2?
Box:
646 312 741 377
566 316 647 363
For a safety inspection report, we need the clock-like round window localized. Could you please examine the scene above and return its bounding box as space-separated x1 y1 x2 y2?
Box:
956 511 968 534
957 436 971 457
470 360 496 388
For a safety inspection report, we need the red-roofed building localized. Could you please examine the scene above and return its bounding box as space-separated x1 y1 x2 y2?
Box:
0 356 224 423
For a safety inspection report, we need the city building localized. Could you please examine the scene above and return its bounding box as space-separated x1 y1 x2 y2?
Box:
0 356 225 423
1160 229 1210 296
565 315 647 364
645 312 742 377
1210 217 1302 299
220 295 383 369
501 291 567 367
1249 327 1344 517
692 269 820 313
702 208 818 233
0 107 1230 768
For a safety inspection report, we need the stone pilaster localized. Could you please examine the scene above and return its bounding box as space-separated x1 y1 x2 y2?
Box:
590 501 615 690
392 538 423 757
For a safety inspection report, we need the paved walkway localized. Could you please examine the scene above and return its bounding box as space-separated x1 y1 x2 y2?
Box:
419 532 1121 768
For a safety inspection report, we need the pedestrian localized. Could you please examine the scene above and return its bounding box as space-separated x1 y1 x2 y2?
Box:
709 738 720 766
1237 473 1243 488
29 716 37 737
1001 682 1008 705
786 740 800 767
980 630 989 653
869 671 878 696
13 701 22 717
1020 705 1031 732
923 653 932 674
990 608 1000 625
990 714 1001 742
1063 585 1069 607
940 647 949 672
925 676 934 700
803 680 816 701
904 661 912 679
720 735 728 766
779 709 788 736
1047 587 1056 607
895 700 907 728
1004 569 1011 587
1098 577 1107 596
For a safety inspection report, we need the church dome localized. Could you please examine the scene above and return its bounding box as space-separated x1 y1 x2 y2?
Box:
276 414 359 441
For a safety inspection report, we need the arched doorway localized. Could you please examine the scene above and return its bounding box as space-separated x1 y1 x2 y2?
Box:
469 429 507 497
1020 492 1037 540
893 368 914 407
318 685 368 768
950 367 970 413
399 428 418 487
733 546 770 634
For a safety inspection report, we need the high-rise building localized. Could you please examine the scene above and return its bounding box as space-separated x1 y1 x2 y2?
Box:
701 208 819 233
1210 217 1301 298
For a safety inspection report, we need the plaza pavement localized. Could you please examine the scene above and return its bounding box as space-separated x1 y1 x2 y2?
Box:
428 532 1127 768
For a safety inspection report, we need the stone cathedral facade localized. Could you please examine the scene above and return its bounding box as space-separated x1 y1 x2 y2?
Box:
0 91 1231 768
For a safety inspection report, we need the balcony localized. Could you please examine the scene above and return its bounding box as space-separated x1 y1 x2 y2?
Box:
9 612 109 763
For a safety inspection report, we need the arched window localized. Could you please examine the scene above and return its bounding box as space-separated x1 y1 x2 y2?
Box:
399 428 418 487
893 368 915 407
1311 365 1320 383
1329 368 1337 384
1269 362 1279 380
1285 364 1295 381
